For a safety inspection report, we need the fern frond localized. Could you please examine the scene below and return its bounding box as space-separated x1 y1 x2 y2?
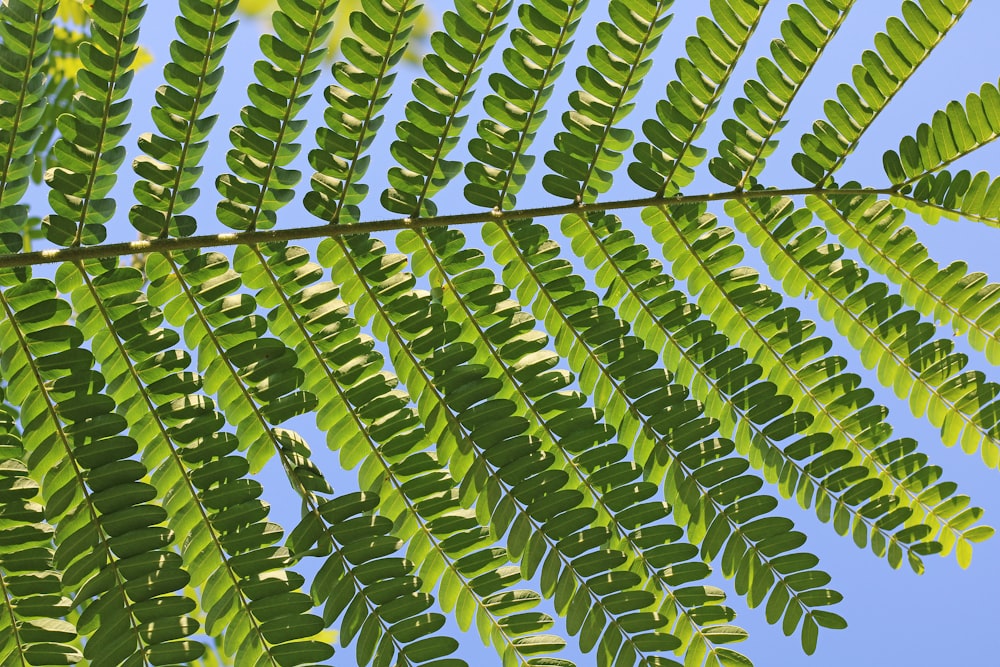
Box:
130 0 239 239
643 202 948 571
558 210 951 576
481 212 842 653
882 80 1000 187
727 196 992 559
464 0 588 209
730 196 1000 475
233 241 552 664
42 0 144 247
0 0 57 211
793 0 971 184
0 276 204 665
216 0 338 232
321 234 712 667
629 0 768 195
144 249 317 472
305 0 423 225
63 258 325 663
543 0 673 202
709 0 854 188
811 189 1000 369
396 223 751 665
383 0 512 217
0 409 83 666
890 169 1000 227
0 1 996 664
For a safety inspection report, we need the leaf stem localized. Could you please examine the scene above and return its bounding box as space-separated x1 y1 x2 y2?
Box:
0 187 894 267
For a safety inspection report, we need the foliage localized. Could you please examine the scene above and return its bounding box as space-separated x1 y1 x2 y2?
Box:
236 0 432 60
0 0 996 666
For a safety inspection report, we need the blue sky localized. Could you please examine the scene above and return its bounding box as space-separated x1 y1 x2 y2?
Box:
41 1 1000 665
